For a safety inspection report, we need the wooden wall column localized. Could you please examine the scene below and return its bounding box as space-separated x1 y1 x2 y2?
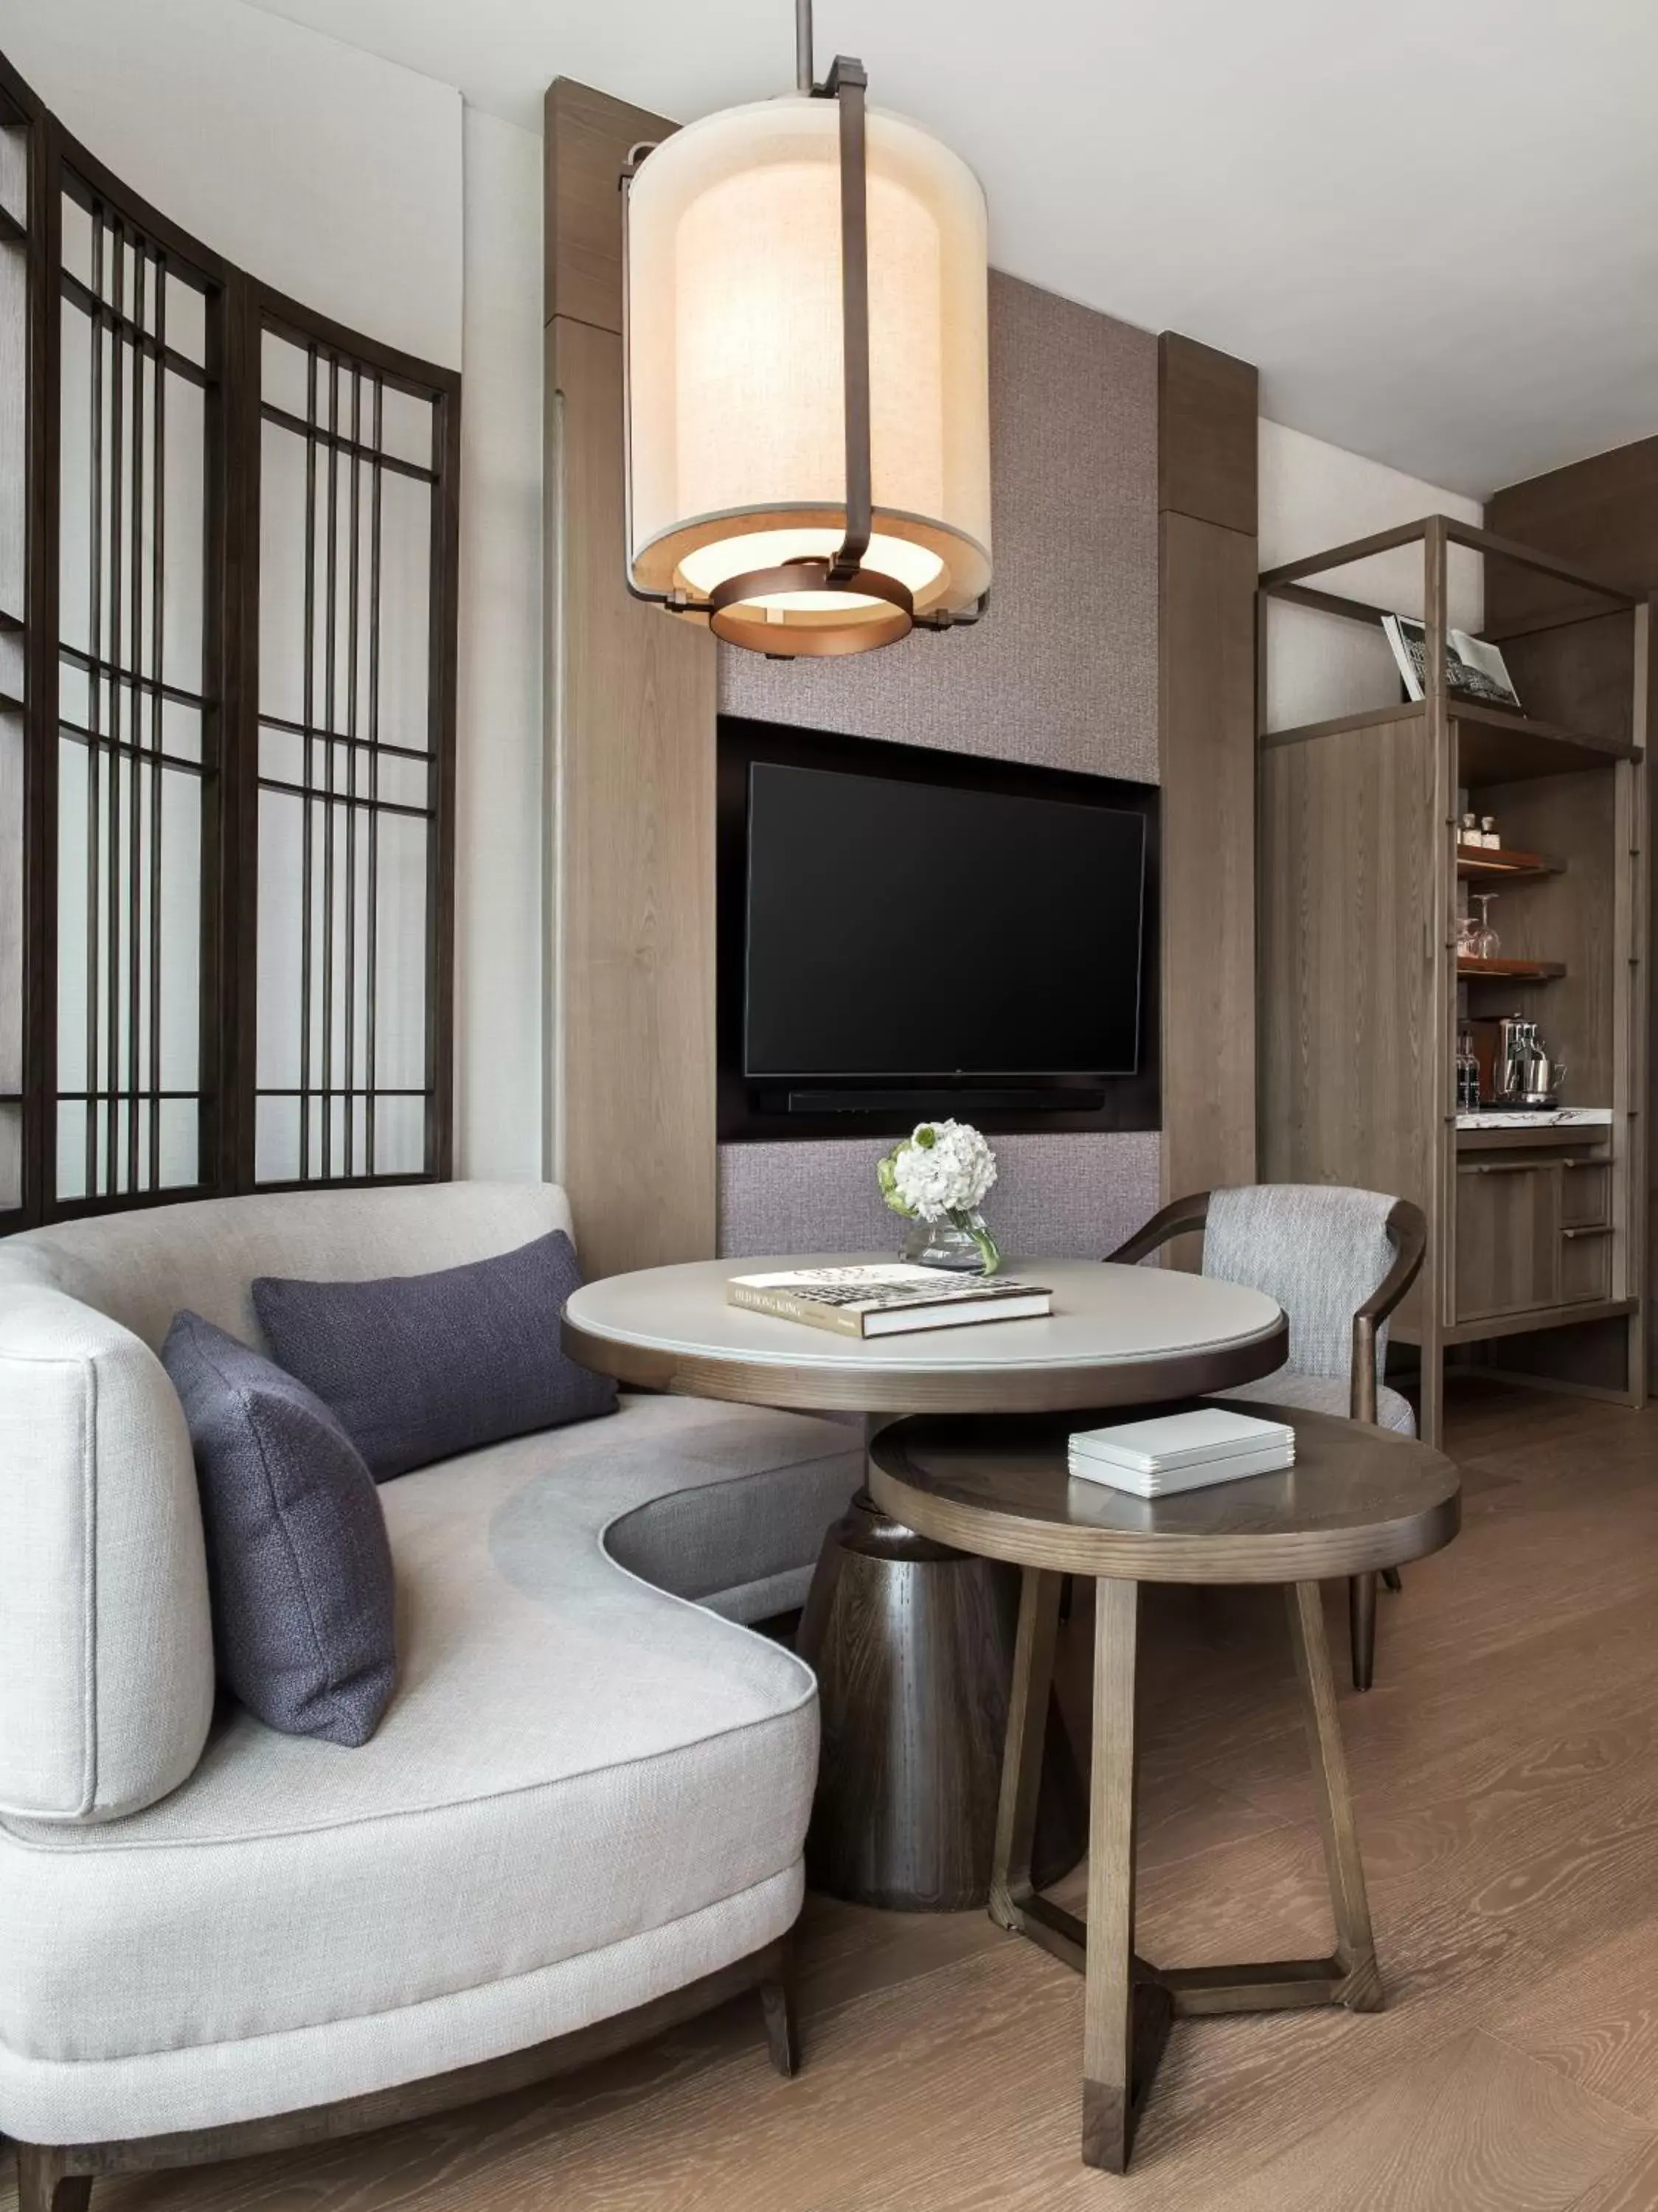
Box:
1156 335 1260 1248
544 80 718 1279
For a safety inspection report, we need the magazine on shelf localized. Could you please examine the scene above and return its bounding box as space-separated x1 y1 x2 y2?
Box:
1381 614 1523 712
726 1264 1053 1339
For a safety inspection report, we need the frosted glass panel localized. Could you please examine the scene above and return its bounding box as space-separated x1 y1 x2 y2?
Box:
372 808 428 1091
160 372 205 693
0 1102 19 1211
0 712 20 1096
259 416 308 726
373 1093 424 1176
375 468 431 749
255 785 302 1088
0 232 25 621
378 384 433 470
255 1093 299 1183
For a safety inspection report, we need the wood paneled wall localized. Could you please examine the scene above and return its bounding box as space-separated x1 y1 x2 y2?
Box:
1156 335 1259 1240
544 81 718 1279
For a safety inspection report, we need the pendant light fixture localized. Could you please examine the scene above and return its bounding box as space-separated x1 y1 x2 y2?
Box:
620 0 991 658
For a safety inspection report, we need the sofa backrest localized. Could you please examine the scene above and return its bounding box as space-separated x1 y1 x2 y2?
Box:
0 1180 575 1352
0 1284 215 1823
0 1181 576 1824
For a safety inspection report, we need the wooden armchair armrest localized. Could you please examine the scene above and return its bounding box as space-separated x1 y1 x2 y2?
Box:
1350 1199 1427 1424
1104 1192 1212 1267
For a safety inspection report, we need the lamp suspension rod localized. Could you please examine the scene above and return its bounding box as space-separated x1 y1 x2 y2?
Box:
827 54 872 579
796 0 815 92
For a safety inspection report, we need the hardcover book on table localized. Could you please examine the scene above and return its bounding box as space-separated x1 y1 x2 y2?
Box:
726 1264 1053 1338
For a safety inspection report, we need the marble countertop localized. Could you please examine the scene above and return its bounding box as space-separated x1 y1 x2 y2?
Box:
1456 1107 1613 1130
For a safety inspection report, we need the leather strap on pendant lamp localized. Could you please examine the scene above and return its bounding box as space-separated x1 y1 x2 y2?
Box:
620 2 992 657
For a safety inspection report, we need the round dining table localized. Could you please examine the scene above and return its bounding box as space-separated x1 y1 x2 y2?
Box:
563 1255 1291 1910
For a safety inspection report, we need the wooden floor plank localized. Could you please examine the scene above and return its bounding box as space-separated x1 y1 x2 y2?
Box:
1493 1917 1658 2120
1224 2029 1654 2212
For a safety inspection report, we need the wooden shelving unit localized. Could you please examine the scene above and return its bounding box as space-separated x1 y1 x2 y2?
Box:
1257 514 1648 1444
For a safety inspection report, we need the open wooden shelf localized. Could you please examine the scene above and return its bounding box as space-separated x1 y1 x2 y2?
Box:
1457 956 1567 981
1452 703 1635 780
1456 841 1564 883
1260 698 1634 778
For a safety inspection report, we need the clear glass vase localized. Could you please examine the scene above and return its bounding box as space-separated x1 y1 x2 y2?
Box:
901 1208 1002 1276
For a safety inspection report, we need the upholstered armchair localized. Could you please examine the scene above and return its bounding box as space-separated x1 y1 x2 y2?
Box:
1107 1184 1427 1691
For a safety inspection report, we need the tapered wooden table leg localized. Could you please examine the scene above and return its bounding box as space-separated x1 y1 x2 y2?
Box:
1080 1579 1172 2173
1286 1579 1383 2010
990 1566 1063 1932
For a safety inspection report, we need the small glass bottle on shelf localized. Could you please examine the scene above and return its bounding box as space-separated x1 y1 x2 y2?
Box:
1457 1029 1481 1112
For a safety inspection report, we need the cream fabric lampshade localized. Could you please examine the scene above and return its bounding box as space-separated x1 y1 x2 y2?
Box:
626 94 991 655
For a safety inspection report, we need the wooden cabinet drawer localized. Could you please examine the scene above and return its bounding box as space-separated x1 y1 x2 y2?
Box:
1560 1161 1609 1230
1456 1164 1559 1322
1560 1226 1612 1303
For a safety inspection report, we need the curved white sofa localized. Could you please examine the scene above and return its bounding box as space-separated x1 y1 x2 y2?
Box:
0 1183 859 2197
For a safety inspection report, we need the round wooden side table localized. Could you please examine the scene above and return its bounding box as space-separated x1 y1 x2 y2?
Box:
563 1257 1289 1913
868 1403 1460 2175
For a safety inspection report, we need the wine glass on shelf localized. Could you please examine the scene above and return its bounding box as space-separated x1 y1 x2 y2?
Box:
1471 893 1499 961
1455 913 1480 965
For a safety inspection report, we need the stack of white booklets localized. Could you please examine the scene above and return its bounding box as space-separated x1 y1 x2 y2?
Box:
1067 1408 1295 1498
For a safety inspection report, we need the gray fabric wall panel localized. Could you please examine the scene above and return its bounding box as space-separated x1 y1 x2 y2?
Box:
718 1133 1161 1265
718 273 1158 780
715 274 1161 1259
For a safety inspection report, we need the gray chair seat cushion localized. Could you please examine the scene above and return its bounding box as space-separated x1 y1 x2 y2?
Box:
0 1393 853 2079
1216 1370 1417 1436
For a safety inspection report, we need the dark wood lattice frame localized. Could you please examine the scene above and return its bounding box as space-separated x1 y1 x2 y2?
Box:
0 49 458 1234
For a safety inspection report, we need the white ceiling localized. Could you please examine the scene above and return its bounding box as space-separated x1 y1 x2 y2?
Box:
245 0 1658 497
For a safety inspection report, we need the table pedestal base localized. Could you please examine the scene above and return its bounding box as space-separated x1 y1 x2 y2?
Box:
993 1571 1382 2174
799 1492 1086 1912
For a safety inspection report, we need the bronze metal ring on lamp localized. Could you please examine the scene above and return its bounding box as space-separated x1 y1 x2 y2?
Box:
706 560 915 655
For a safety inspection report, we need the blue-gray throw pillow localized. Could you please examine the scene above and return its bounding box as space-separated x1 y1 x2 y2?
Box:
161 1312 397 1747
251 1228 617 1482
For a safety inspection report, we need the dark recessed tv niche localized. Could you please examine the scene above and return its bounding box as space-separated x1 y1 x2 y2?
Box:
718 717 1159 1141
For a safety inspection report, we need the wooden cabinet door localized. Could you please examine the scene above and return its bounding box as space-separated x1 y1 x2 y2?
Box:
1456 1164 1560 1321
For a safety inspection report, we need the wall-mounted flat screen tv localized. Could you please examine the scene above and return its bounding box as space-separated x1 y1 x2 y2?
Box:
743 761 1147 1081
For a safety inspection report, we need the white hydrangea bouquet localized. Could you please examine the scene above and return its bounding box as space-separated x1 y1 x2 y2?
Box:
876 1119 1002 1276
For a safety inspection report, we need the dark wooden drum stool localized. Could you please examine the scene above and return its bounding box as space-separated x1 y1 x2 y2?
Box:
869 1403 1460 2175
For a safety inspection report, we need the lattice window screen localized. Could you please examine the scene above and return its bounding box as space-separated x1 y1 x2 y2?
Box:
54 181 214 1206
0 52 458 1228
254 330 443 1186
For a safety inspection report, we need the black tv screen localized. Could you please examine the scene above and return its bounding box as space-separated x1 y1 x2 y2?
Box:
743 762 1146 1080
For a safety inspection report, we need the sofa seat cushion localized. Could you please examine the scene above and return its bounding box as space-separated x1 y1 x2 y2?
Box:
1215 1372 1417 1436
0 1393 843 2068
